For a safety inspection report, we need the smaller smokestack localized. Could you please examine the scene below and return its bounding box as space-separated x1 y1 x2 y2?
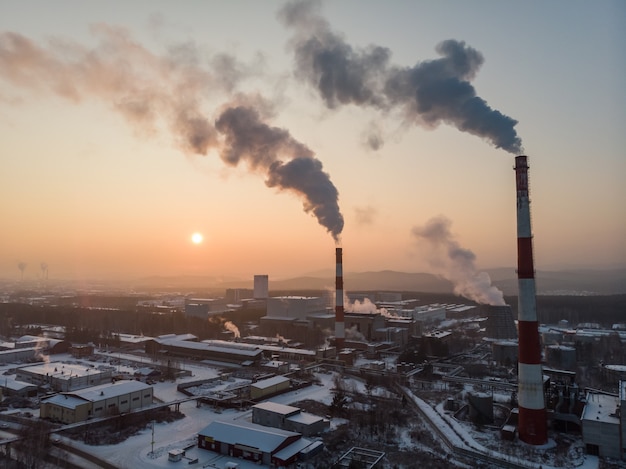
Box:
335 247 345 349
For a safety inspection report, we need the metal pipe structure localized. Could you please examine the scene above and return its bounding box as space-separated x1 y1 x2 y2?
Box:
514 155 547 445
335 247 345 350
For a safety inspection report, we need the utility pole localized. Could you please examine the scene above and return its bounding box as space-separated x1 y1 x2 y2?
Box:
150 420 155 456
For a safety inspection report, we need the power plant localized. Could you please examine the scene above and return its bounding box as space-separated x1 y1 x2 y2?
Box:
335 247 345 350
514 155 548 445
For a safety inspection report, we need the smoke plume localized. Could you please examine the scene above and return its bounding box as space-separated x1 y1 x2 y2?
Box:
215 105 343 240
0 27 343 240
412 216 505 305
223 320 241 339
279 0 522 153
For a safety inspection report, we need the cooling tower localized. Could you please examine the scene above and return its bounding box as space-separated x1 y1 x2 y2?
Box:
514 155 547 445
335 247 345 350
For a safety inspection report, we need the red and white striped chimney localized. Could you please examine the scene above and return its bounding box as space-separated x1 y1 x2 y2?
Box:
335 247 345 350
514 155 547 445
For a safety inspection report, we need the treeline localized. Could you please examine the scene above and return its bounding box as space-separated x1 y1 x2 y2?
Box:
520 294 626 327
0 302 266 344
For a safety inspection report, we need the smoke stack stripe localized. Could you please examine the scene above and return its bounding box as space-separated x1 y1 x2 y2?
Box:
335 247 345 349
514 155 547 445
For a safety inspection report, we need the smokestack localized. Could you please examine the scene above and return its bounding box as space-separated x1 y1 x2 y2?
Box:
335 247 345 350
514 155 547 445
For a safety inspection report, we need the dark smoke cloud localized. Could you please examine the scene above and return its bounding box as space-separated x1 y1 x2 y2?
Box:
0 26 344 240
412 216 505 305
216 105 344 241
0 27 225 154
279 0 523 154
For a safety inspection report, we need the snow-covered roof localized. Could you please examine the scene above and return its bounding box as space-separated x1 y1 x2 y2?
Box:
0 346 37 355
42 393 88 409
0 377 38 391
253 401 299 416
198 420 299 453
287 411 323 425
70 380 151 402
17 361 100 380
581 392 620 425
251 376 290 390
155 338 261 358
272 437 314 462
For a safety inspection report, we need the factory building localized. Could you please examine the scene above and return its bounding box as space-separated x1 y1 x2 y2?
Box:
197 420 319 467
185 298 232 318
581 390 621 459
145 337 262 366
491 341 519 367
259 296 334 343
545 345 577 372
40 380 153 424
225 288 253 303
0 335 70 356
0 376 38 398
252 401 330 436
0 347 40 365
398 305 447 324
265 296 328 319
16 362 113 392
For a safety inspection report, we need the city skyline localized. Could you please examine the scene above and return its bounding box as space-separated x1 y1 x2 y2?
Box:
1 0 624 282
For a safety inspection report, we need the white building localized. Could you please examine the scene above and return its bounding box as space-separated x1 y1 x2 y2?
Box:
16 361 113 392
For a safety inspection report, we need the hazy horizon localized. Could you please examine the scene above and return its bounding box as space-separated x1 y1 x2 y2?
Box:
1 1 624 284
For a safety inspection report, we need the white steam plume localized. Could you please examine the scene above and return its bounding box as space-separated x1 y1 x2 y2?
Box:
412 216 505 305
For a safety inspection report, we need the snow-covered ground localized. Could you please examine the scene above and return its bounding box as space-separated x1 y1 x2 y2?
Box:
1 352 601 469
1 352 341 469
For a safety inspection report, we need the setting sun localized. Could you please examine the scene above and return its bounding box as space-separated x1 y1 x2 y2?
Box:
191 232 203 244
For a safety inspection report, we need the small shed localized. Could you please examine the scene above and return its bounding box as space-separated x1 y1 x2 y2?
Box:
168 449 185 462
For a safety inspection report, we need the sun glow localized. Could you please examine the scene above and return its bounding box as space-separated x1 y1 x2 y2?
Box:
191 232 203 244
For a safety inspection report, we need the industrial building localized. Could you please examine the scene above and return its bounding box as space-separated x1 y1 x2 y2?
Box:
0 347 40 365
15 361 113 392
184 297 233 318
197 420 320 467
252 401 330 436
144 337 262 366
250 375 291 400
0 376 38 398
40 380 153 424
581 389 621 459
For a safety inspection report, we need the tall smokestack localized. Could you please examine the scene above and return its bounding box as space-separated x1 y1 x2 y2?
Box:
335 247 345 350
514 155 547 445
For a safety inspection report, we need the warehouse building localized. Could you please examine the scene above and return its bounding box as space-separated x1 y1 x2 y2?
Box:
197 420 319 467
145 338 262 366
250 375 291 401
40 380 153 424
252 401 329 436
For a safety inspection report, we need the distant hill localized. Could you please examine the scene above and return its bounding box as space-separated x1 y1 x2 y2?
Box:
489 268 626 296
136 268 625 296
266 271 454 293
